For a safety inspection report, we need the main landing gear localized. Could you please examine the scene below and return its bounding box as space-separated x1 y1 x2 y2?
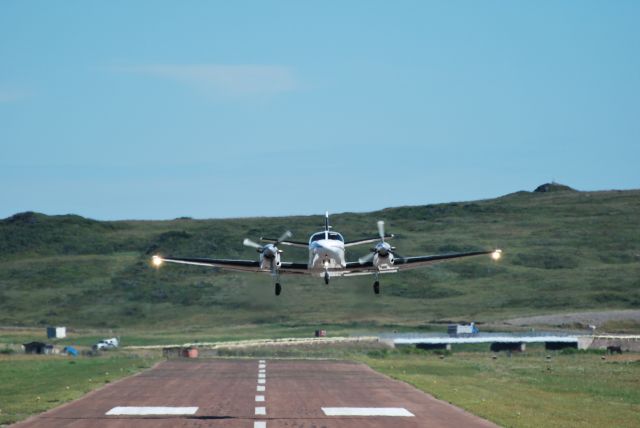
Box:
373 281 380 295
275 282 282 296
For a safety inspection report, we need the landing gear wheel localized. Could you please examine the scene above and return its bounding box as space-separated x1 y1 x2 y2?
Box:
373 281 380 295
275 283 282 296
324 272 330 285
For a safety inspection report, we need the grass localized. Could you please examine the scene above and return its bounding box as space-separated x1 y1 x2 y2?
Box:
0 352 158 426
359 350 640 428
1 188 639 336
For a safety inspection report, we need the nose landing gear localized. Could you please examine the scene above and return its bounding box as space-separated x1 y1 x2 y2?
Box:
324 271 330 285
275 282 282 296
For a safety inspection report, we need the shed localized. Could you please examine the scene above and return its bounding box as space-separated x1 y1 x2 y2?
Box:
22 342 53 354
47 326 66 339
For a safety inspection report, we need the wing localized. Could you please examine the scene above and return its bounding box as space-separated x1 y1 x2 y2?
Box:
391 250 496 271
155 256 263 273
260 237 308 248
153 256 310 275
344 235 394 247
343 250 498 274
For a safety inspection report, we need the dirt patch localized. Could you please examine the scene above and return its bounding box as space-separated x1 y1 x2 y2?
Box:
504 310 640 328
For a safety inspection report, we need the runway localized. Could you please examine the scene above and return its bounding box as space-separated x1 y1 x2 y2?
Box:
14 359 497 427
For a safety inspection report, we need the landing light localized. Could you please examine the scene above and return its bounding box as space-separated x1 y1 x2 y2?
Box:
152 255 164 267
491 249 502 261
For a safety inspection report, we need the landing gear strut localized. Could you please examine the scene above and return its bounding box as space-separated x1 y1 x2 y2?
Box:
324 271 330 285
373 281 380 295
275 283 282 296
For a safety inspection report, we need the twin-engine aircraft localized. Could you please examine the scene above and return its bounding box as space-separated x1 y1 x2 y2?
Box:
152 212 502 296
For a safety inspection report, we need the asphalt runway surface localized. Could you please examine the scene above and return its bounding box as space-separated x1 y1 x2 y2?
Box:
14 359 497 427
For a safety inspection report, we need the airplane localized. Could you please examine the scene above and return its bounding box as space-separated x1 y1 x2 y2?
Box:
152 212 502 296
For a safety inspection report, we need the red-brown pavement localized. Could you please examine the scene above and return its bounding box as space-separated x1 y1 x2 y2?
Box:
13 359 498 428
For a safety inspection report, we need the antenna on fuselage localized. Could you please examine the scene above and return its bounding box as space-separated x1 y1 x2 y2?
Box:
325 211 331 231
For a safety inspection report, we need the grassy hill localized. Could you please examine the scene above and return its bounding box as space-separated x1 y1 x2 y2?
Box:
1 184 639 338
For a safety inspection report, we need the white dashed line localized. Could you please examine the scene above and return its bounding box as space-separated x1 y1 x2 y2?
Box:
259 364 266 369
259 369 266 373
322 407 414 417
255 406 266 415
257 385 265 392
255 395 265 402
257 378 266 384
258 373 265 378
254 422 266 428
259 360 265 363
106 407 198 416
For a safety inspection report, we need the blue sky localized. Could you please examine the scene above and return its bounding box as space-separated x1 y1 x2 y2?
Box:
1 1 638 220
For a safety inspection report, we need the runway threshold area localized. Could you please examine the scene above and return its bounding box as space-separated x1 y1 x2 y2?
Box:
14 359 497 428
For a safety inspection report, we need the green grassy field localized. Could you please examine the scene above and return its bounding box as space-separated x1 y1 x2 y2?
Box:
1 186 639 338
0 353 158 426
361 350 640 428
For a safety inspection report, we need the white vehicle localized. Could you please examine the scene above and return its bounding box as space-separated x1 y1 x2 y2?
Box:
152 213 501 296
94 337 119 350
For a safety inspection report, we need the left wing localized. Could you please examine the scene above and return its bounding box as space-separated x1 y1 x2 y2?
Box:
344 235 394 247
391 250 496 271
344 250 499 273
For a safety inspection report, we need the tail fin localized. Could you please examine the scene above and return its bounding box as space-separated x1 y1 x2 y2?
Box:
325 211 330 231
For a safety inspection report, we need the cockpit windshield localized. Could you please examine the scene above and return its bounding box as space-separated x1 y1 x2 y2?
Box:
310 232 345 242
328 232 344 242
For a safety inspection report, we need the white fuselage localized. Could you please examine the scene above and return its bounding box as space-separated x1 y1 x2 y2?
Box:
307 231 346 274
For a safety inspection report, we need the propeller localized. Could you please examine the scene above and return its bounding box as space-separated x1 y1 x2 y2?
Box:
359 220 395 264
243 238 263 250
377 220 386 242
243 230 292 254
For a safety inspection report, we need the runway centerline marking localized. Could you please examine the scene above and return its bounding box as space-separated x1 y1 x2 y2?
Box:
258 378 266 384
256 395 265 402
257 385 265 392
255 406 266 415
259 364 266 369
259 360 265 363
106 406 198 416
322 407 415 417
254 422 266 428
259 369 266 373
258 373 265 378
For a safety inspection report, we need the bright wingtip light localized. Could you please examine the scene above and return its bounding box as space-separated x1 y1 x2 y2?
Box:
152 255 164 267
491 249 502 261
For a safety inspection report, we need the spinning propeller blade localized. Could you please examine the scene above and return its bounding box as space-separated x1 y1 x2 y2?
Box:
243 238 263 250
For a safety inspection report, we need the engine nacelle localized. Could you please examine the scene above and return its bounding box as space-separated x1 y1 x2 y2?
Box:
373 251 394 270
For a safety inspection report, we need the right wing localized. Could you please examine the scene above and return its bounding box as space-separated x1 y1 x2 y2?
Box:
154 256 263 273
153 256 310 275
260 237 309 248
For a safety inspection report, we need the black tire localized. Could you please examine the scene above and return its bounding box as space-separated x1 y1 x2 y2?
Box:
373 281 380 295
324 272 330 285
275 283 282 296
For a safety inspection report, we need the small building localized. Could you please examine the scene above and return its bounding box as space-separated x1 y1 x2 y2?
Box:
448 323 479 336
23 342 55 354
47 326 66 339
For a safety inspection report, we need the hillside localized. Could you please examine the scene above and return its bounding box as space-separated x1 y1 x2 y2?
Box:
1 185 639 335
